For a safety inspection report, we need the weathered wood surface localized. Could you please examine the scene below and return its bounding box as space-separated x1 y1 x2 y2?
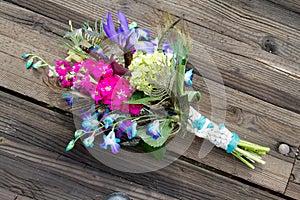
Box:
0 91 284 200
5 0 300 113
0 0 300 199
285 158 300 199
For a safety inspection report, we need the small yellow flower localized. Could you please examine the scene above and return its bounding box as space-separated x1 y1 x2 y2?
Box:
65 51 84 63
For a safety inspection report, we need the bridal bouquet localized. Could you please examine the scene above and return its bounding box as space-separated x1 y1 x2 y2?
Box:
23 11 269 169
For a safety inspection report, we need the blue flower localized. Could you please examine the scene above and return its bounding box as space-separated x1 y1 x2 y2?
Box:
103 11 154 53
83 136 95 148
62 93 78 106
185 68 194 86
102 114 121 129
163 42 174 58
146 120 161 140
66 139 75 151
100 131 121 154
192 115 206 131
81 105 99 132
117 120 137 139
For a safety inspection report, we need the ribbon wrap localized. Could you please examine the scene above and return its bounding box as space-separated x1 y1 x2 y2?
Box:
188 107 240 153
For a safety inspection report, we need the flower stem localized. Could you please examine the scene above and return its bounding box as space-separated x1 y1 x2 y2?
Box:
235 147 266 165
232 151 255 169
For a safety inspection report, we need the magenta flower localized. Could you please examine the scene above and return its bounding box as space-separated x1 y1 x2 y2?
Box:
129 104 143 115
55 60 80 88
55 60 70 77
109 78 143 115
96 75 120 104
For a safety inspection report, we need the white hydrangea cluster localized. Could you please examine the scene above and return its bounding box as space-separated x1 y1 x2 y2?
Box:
128 50 171 94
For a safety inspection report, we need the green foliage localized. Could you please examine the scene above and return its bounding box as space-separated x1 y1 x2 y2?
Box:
126 91 163 105
185 91 201 102
140 142 166 160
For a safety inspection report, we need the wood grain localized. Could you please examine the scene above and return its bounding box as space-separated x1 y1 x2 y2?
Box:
3 0 300 114
0 1 299 194
285 158 300 199
269 0 300 14
0 91 284 200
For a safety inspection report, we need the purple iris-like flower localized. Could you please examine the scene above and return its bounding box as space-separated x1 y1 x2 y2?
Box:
116 120 137 139
103 11 154 53
100 131 121 154
146 120 161 140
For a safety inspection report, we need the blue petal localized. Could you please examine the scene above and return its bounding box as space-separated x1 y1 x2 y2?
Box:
185 69 194 86
111 142 120 154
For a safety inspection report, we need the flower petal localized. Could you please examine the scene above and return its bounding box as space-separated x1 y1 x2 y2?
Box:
117 10 129 33
134 41 155 53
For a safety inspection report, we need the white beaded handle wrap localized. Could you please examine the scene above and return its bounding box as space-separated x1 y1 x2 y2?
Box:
187 107 240 153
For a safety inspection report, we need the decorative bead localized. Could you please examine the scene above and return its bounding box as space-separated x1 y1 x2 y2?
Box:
279 143 290 155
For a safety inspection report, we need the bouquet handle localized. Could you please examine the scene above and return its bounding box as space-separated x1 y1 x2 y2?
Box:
187 106 270 169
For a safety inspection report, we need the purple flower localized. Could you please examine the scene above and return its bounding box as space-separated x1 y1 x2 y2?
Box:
81 105 99 132
116 120 137 139
146 120 161 140
103 11 154 53
100 131 121 154
102 114 122 129
62 93 78 106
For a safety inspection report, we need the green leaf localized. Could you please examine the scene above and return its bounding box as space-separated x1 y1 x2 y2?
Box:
126 91 162 105
126 96 163 105
137 120 173 148
185 91 201 102
26 59 33 69
140 142 166 160
66 139 75 151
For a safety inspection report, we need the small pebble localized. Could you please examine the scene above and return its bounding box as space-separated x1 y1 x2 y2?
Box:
279 143 290 155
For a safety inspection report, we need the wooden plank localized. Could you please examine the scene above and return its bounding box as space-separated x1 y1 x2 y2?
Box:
0 71 298 196
0 187 34 200
0 1 299 193
269 0 300 14
0 93 284 200
285 159 300 199
2 0 300 114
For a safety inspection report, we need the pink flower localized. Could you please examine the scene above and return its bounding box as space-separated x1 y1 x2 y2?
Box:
96 75 120 104
55 60 80 88
55 60 70 77
109 78 143 115
129 104 143 115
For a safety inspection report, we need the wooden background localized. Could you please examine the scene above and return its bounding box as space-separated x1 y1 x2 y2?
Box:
0 0 299 199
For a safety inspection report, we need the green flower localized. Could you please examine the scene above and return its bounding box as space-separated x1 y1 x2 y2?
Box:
128 50 171 94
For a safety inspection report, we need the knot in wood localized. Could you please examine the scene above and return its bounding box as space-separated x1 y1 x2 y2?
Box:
261 36 277 54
